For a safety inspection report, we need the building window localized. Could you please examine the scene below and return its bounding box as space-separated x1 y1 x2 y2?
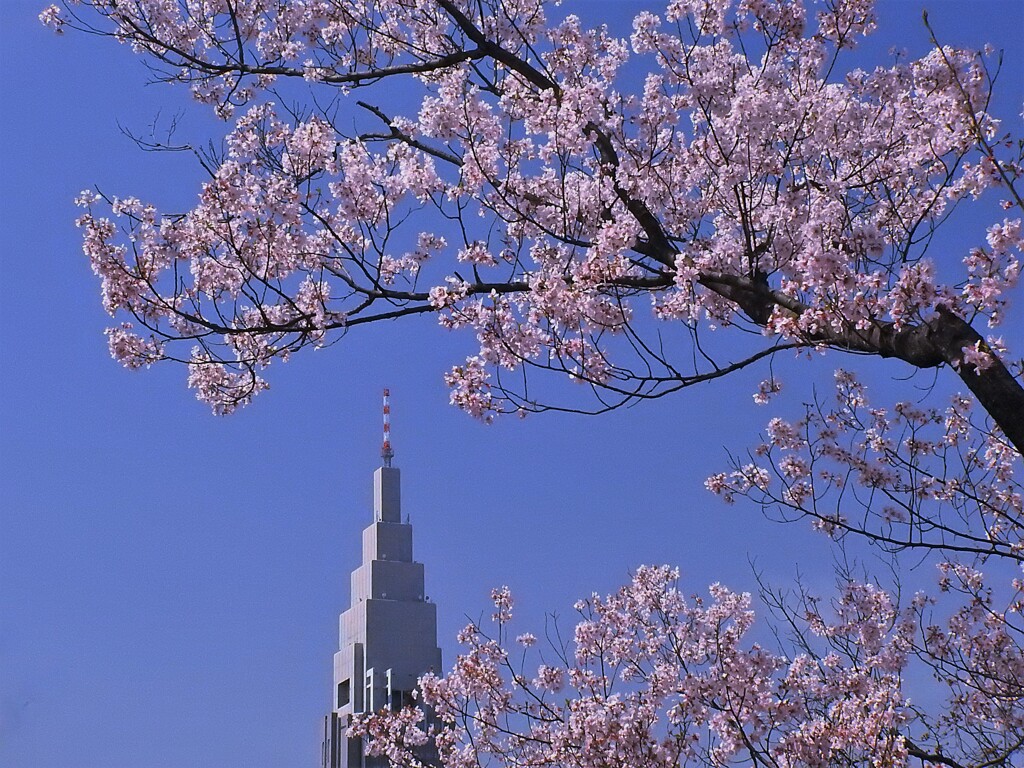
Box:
338 679 350 708
390 689 416 711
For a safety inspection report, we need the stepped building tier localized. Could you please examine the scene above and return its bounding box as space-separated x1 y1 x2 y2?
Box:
321 464 442 768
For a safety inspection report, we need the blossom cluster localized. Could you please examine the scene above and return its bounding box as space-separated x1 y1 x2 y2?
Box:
50 0 1021 416
353 566 964 768
707 368 1023 561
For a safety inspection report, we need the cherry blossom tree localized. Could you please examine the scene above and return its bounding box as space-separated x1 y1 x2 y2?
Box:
40 0 1023 436
350 565 1022 768
43 0 1023 765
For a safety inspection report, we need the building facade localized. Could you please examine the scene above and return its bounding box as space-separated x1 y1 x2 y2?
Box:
321 463 442 768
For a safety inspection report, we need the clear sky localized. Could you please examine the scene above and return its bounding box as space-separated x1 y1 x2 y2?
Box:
1 2 1021 767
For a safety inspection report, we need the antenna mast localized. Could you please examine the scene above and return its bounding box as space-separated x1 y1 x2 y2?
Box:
381 388 394 467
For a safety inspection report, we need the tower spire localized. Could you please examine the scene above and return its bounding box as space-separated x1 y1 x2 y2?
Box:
381 388 394 468
322 402 441 768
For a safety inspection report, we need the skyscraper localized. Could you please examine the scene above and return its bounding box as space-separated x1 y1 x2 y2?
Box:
321 407 442 768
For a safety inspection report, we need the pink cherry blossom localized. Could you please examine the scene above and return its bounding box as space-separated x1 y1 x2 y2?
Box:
353 565 1005 768
48 0 1021 437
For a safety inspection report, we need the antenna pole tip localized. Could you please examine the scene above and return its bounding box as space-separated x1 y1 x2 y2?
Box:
381 388 394 467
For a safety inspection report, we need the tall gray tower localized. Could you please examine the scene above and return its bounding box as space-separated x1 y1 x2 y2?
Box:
322 393 442 768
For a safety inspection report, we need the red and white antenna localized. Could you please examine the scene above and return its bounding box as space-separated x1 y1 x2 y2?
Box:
381 388 394 467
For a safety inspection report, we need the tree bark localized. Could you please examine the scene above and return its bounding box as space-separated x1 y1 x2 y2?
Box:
832 306 1024 456
928 307 1024 455
697 272 1024 456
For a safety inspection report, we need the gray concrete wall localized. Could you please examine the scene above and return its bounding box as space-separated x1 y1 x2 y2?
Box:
362 521 413 563
324 464 443 768
373 468 401 522
351 560 425 602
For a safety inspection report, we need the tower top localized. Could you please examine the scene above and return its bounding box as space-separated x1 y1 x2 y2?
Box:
381 388 394 468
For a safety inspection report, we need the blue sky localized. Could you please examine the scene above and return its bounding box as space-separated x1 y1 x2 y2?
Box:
1 2 1022 766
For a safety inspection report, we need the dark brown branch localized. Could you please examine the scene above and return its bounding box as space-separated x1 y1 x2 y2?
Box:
694 271 1024 455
